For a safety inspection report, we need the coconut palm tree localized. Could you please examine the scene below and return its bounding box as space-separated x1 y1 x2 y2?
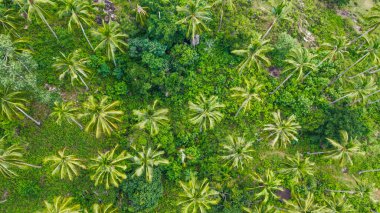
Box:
133 100 169 136
349 4 380 45
0 143 39 178
0 88 41 125
220 135 254 169
40 196 81 213
331 76 377 105
130 144 169 182
251 169 282 203
80 96 123 138
86 203 118 213
178 175 219 213
271 47 317 94
58 0 95 50
243 204 276 213
324 193 355 212
133 4 149 26
280 152 315 184
53 50 92 90
44 148 86 181
324 130 365 168
316 36 349 67
92 21 128 65
89 145 130 189
213 0 235 31
50 101 83 129
0 8 18 34
17 0 58 40
176 0 212 44
285 193 328 213
230 78 263 117
326 37 380 89
232 35 272 74
263 110 301 148
326 176 376 201
188 94 225 131
262 1 290 39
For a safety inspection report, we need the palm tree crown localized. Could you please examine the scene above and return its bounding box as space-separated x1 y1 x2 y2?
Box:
324 130 365 167
285 193 328 213
130 144 169 182
92 21 128 65
44 148 86 181
39 196 81 213
178 175 219 213
251 169 282 203
230 77 263 116
189 94 225 131
80 96 123 138
50 101 82 129
133 100 169 136
263 110 301 148
232 35 272 74
176 0 212 42
221 135 255 169
280 152 315 184
53 50 92 90
89 145 130 189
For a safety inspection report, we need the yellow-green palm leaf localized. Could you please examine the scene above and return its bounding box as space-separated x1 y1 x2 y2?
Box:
251 169 282 203
230 77 263 116
38 196 81 213
221 135 254 169
133 100 169 136
50 101 82 129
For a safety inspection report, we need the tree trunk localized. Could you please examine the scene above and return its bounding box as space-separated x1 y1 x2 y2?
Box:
368 99 380 105
15 106 41 126
262 19 277 39
348 66 378 79
71 118 83 130
270 72 294 94
324 52 369 91
79 21 94 50
78 75 89 91
39 13 58 40
331 93 351 104
348 26 377 46
325 189 356 194
234 98 250 117
305 151 329 155
218 8 224 32
358 169 380 175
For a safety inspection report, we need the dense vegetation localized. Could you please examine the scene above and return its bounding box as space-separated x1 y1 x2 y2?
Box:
1 0 380 212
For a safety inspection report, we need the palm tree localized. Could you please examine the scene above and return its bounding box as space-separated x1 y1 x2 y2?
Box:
213 0 235 31
243 204 276 213
178 175 219 213
324 193 355 212
251 169 282 203
285 193 328 213
39 196 80 213
188 94 225 131
230 78 263 117
263 110 301 148
232 34 272 75
133 100 169 136
326 38 380 89
58 0 95 50
262 1 290 39
133 4 149 26
17 0 58 40
89 145 130 189
53 50 92 90
0 143 39 178
0 8 18 34
220 135 254 169
0 88 41 125
280 152 314 184
324 130 365 168
331 76 377 105
92 21 128 65
130 144 169 182
326 176 376 201
50 101 83 129
80 96 123 138
86 203 118 213
176 0 212 44
43 148 86 181
316 36 349 67
349 4 380 45
271 47 317 94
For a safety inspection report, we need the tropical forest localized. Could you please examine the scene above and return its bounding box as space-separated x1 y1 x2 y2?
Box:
1 0 380 212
